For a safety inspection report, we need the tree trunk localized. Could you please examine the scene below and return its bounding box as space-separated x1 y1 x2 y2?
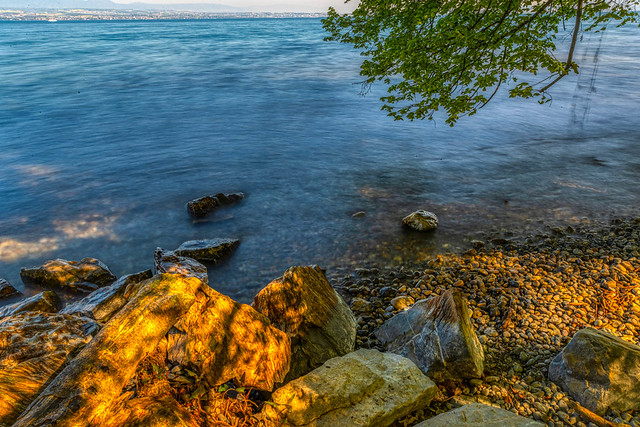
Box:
13 273 201 427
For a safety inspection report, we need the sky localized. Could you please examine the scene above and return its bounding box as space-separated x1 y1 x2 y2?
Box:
111 0 356 13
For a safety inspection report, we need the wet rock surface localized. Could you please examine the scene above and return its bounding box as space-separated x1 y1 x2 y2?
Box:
154 248 209 285
549 327 640 414
0 279 20 299
186 192 245 219
20 258 116 293
253 265 356 382
263 348 437 427
402 210 439 231
175 238 240 264
0 291 61 318
376 288 484 381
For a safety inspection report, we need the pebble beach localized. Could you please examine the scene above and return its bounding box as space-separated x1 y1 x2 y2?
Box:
331 216 640 426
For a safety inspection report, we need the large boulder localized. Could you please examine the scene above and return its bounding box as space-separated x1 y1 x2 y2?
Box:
154 248 208 285
20 258 116 293
402 210 438 231
414 403 543 426
253 266 356 382
167 284 290 391
0 291 61 318
548 327 640 414
60 270 153 323
376 288 484 381
262 349 438 427
174 238 240 264
187 192 245 219
0 312 97 425
0 279 21 299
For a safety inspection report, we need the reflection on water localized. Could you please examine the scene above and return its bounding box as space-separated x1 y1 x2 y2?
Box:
0 19 639 302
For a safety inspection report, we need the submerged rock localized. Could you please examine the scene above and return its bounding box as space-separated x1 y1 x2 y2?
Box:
154 248 208 285
167 284 290 391
0 279 21 299
415 403 543 426
263 349 437 427
376 288 484 381
174 238 240 264
186 192 245 219
548 327 640 414
402 210 438 231
20 258 116 293
0 312 96 425
253 265 356 382
0 291 61 318
61 270 153 323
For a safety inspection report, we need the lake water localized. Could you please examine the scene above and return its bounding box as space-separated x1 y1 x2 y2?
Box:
1 19 639 301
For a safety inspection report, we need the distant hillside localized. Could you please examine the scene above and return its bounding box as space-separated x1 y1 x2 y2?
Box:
0 0 240 12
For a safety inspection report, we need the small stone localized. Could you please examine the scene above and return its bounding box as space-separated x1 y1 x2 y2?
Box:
390 296 414 311
402 210 438 232
352 211 366 218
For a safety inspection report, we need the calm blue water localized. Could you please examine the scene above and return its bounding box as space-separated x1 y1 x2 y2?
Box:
1 19 639 301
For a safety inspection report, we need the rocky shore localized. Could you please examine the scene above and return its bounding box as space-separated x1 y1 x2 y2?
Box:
0 214 638 426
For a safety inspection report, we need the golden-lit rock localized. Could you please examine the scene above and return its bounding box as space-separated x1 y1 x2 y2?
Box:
0 291 61 318
20 258 117 293
0 312 96 425
102 395 199 427
253 266 356 382
13 273 201 427
154 248 208 285
263 349 437 427
0 279 20 299
61 270 153 323
167 284 290 391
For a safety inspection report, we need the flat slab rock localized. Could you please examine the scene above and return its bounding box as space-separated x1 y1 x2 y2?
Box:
376 288 484 381
549 327 640 414
0 312 97 425
262 348 437 427
0 291 61 318
414 403 543 426
174 238 239 264
186 192 245 219
20 258 116 293
253 265 356 382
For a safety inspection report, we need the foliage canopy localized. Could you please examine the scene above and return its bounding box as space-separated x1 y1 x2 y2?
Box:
323 0 639 125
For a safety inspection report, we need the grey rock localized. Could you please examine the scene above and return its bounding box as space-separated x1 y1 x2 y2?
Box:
414 403 543 426
61 270 153 323
376 288 484 381
263 349 437 427
402 210 438 231
0 291 61 318
548 327 640 414
186 192 245 219
154 248 208 285
253 265 357 382
174 238 239 264
20 258 116 293
0 278 21 299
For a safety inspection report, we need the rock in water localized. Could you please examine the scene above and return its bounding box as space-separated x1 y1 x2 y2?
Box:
253 265 357 382
186 192 245 219
61 270 153 323
414 403 543 426
154 248 208 285
174 238 240 264
376 288 484 381
0 312 96 425
0 291 61 318
20 258 116 293
548 327 640 414
167 284 290 391
0 279 21 299
402 210 439 231
262 349 438 427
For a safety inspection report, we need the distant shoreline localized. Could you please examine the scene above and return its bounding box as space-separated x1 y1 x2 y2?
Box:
0 9 328 21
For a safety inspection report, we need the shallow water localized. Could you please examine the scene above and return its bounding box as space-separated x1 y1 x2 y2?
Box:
1 19 639 301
